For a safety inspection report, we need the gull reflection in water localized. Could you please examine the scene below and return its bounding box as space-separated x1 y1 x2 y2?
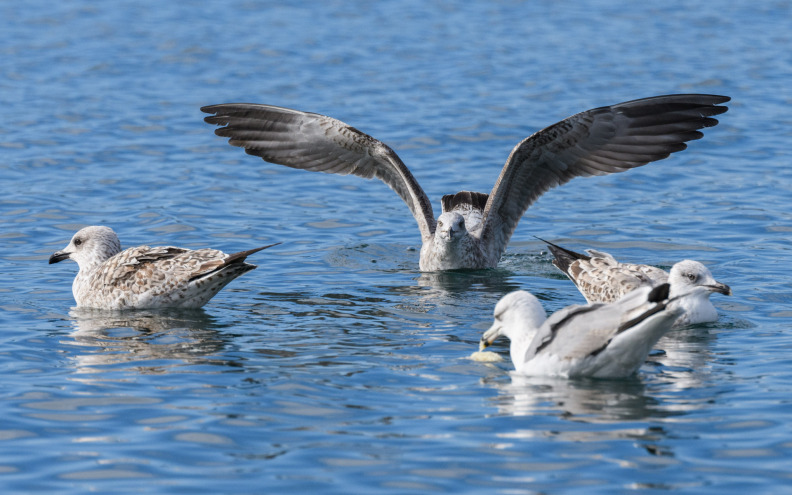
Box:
64 308 229 374
480 372 681 456
647 323 720 394
476 328 721 457
484 372 660 422
401 269 525 316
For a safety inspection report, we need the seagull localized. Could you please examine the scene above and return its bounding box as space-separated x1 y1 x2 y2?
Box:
201 94 730 271
48 226 280 310
479 284 690 378
539 238 731 326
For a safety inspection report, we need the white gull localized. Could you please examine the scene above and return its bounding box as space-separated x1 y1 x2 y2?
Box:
49 226 279 309
201 94 730 271
540 239 731 326
479 284 693 378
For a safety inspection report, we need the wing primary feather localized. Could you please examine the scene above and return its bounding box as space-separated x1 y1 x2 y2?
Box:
202 103 436 240
480 94 729 258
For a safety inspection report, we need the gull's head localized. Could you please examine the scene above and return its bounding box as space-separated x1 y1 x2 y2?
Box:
49 226 122 270
480 291 547 351
668 260 731 297
435 212 466 243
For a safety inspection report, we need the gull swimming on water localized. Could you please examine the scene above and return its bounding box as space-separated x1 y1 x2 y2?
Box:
202 94 729 271
539 239 731 326
479 284 691 378
49 226 280 310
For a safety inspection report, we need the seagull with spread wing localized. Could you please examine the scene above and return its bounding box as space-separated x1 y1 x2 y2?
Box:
202 94 729 271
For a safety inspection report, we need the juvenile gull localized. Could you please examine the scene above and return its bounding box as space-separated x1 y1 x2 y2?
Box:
202 94 729 271
540 239 731 326
49 226 280 310
479 284 692 378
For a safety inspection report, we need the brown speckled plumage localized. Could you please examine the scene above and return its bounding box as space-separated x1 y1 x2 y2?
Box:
542 239 667 303
540 239 731 326
49 226 279 309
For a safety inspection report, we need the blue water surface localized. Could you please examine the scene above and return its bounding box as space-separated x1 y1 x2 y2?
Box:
1 0 791 493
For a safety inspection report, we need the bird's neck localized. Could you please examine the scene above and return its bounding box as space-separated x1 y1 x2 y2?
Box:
72 253 113 303
78 252 113 275
421 233 480 270
670 289 716 327
72 268 94 306
509 332 536 372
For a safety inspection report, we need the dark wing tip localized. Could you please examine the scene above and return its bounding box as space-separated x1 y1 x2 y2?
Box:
533 237 590 277
204 115 229 125
201 103 297 127
616 94 730 122
619 94 730 106
647 283 671 303
705 94 731 104
534 236 589 261
233 242 282 261
201 103 260 115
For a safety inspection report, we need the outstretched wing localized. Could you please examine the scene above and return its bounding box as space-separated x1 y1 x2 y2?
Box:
481 94 730 252
202 104 436 241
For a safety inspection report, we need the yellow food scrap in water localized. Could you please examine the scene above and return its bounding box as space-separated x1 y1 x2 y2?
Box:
469 351 503 362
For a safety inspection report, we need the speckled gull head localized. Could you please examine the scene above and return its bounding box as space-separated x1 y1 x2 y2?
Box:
667 260 731 326
435 212 466 243
49 226 122 270
668 260 731 298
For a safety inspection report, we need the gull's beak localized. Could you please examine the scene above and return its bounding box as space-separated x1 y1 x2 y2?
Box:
49 250 71 264
479 323 502 351
706 281 732 296
437 224 460 242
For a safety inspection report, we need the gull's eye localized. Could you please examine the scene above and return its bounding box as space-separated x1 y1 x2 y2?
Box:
437 221 443 228
74 238 82 246
686 273 696 281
